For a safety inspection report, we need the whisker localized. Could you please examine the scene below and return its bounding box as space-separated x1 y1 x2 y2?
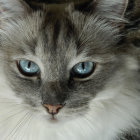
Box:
0 105 26 118
82 116 95 130
5 111 30 140
13 113 32 140
20 112 39 140
20 113 33 140
0 109 26 126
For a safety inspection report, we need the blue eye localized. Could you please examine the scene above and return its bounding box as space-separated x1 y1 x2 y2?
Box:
18 60 40 76
71 62 95 78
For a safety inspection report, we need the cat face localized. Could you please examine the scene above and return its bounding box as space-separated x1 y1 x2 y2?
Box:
0 0 128 120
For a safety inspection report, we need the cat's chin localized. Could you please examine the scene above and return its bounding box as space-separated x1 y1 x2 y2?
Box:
37 110 82 125
34 105 84 124
44 114 62 123
43 114 78 124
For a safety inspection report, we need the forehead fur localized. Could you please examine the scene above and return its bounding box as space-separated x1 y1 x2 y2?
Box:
0 4 118 57
0 0 128 57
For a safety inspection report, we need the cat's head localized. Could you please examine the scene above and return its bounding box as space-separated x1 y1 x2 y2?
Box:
0 0 128 120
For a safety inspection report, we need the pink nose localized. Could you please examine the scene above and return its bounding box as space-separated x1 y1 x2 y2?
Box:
43 104 63 115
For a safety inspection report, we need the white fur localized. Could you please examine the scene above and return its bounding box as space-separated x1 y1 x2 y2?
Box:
0 56 139 140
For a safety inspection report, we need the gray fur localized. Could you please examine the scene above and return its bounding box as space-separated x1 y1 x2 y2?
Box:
0 0 139 140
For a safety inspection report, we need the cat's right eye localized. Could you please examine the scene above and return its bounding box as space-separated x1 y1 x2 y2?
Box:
17 60 40 77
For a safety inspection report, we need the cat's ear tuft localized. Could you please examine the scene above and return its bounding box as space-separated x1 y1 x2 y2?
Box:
75 0 128 19
0 0 30 20
96 0 128 19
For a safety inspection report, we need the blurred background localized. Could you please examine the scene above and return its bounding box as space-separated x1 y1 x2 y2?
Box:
24 0 90 5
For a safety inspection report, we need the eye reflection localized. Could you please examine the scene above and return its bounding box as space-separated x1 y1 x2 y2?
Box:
18 60 40 76
71 62 96 78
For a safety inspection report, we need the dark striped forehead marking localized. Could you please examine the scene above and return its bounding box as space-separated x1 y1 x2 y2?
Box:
38 10 78 51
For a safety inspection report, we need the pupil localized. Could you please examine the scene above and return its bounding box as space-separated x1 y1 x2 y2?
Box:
27 62 31 68
82 63 85 70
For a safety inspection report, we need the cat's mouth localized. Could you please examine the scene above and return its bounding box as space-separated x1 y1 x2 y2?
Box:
49 115 58 122
42 104 65 122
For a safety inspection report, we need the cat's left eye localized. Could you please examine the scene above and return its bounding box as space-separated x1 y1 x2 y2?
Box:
18 60 40 77
71 62 96 79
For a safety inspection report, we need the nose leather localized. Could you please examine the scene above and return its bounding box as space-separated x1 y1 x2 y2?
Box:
43 104 63 115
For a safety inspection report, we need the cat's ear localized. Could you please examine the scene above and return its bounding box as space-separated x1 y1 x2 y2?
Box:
0 0 30 20
95 0 128 19
76 0 128 20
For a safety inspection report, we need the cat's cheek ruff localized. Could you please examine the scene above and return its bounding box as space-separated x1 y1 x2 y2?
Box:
0 65 139 140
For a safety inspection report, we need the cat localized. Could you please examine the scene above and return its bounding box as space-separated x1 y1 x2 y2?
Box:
0 0 139 140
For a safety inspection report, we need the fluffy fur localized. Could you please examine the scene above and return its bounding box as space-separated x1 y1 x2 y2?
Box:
0 0 139 140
